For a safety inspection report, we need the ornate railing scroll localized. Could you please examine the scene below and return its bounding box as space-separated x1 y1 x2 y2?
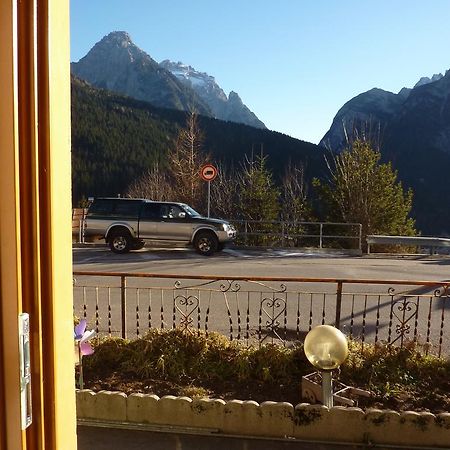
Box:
386 284 449 356
173 293 200 333
387 287 419 347
173 278 289 344
256 283 287 345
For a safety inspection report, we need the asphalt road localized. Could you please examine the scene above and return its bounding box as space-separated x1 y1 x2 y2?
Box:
73 245 450 281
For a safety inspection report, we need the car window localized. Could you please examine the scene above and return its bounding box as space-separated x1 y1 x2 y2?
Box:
141 203 161 219
160 204 185 219
88 199 141 217
114 201 142 217
182 204 201 217
88 199 115 216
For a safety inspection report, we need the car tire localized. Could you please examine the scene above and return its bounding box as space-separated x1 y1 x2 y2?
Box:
194 231 218 256
108 230 132 254
131 239 145 250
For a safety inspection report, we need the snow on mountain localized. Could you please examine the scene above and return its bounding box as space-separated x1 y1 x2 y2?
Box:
160 59 266 129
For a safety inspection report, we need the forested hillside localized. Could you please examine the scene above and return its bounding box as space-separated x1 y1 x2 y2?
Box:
71 76 327 204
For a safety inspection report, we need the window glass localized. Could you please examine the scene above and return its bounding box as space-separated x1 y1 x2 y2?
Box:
88 199 114 216
88 199 142 217
160 204 185 219
170 205 185 218
182 204 201 217
141 203 161 219
113 201 142 217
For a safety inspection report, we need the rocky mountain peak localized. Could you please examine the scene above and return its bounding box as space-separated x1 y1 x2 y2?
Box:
320 69 450 151
72 31 265 129
161 60 265 129
103 31 133 46
71 32 211 115
228 91 243 104
78 31 153 67
160 60 213 82
414 73 444 88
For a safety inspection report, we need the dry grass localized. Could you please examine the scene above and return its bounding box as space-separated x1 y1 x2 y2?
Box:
82 329 450 412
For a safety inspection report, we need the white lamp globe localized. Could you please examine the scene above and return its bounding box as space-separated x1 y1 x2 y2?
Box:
304 325 348 371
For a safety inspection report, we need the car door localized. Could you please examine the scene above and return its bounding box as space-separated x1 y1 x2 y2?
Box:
156 204 193 241
138 203 161 239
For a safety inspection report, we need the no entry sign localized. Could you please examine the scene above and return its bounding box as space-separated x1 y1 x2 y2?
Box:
200 164 218 182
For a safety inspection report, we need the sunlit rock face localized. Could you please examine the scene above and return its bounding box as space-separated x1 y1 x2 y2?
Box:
72 31 265 128
160 60 266 129
320 71 449 154
71 31 211 115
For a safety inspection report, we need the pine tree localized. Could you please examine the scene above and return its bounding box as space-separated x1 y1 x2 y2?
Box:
314 140 416 249
238 154 280 244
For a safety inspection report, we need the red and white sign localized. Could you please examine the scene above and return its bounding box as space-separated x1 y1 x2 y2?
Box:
200 164 218 182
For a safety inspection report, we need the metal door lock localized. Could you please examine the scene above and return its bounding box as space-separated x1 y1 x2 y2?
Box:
19 313 32 429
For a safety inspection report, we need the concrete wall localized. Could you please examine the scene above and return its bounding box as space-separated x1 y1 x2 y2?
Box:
76 390 450 448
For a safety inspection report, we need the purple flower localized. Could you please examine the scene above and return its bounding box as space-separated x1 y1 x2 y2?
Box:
74 319 95 356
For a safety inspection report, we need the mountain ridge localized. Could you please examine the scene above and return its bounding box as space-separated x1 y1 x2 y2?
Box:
320 69 450 234
72 31 265 129
160 59 266 128
320 72 447 150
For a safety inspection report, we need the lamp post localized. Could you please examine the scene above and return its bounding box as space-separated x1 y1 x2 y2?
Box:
304 325 348 408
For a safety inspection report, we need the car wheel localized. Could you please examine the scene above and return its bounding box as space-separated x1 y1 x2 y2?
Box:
109 231 132 254
131 239 145 250
194 231 218 256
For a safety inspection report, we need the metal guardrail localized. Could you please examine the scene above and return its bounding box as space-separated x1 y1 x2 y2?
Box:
73 271 449 356
231 220 362 251
367 235 450 254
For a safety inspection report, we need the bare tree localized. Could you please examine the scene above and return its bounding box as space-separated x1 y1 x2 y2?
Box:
169 112 209 209
210 163 241 219
126 112 210 210
280 162 310 223
126 162 174 200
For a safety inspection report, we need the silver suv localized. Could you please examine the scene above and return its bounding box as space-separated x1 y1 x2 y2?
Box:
84 198 236 256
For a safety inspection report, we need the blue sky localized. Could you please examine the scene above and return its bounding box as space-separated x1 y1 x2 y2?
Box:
71 0 450 144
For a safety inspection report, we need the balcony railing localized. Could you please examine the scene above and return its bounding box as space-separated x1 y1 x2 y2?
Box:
73 271 449 356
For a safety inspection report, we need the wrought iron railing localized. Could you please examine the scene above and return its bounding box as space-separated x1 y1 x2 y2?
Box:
73 271 449 356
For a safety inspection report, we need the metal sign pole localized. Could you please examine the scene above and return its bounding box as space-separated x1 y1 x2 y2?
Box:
207 180 211 218
200 164 217 218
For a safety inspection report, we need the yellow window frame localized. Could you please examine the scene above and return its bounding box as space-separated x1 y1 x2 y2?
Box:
0 0 76 449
